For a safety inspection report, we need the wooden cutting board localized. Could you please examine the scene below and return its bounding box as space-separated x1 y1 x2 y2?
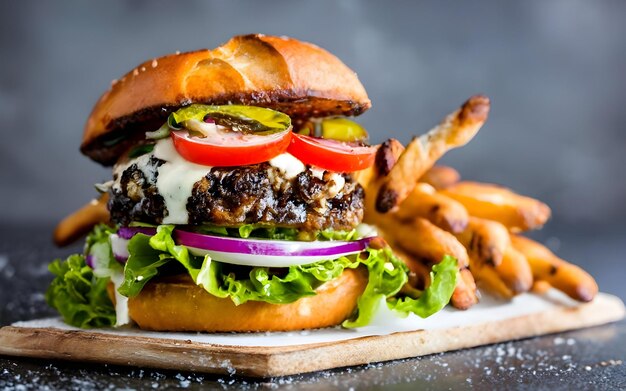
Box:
0 292 623 378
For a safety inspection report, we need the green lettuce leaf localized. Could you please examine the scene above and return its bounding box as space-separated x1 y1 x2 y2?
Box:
388 255 458 318
342 247 409 328
343 253 457 328
45 254 116 328
197 254 362 305
117 232 172 297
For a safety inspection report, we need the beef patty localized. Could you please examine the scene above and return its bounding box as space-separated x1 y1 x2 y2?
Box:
108 154 364 232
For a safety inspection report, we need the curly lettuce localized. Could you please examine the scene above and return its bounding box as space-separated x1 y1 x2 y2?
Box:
47 224 458 329
46 225 119 328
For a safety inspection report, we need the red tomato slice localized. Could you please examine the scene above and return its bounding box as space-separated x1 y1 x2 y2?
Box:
287 134 376 172
171 128 292 167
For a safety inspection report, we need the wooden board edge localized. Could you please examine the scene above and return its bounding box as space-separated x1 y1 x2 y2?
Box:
0 327 274 377
264 294 625 376
0 294 623 377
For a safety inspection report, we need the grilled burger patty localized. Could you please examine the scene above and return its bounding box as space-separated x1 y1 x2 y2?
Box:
108 153 364 231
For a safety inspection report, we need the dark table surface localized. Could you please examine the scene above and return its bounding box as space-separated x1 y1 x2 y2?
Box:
1 225 625 390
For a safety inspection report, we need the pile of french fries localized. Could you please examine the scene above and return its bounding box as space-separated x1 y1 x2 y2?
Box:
356 95 598 309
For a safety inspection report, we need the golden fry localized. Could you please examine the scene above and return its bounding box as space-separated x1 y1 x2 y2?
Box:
455 217 510 267
495 246 533 295
471 260 515 299
353 138 405 188
394 183 469 233
380 218 469 268
441 181 551 232
531 280 552 295
419 165 461 190
54 193 110 246
451 268 479 310
376 95 490 213
467 243 531 298
510 235 598 302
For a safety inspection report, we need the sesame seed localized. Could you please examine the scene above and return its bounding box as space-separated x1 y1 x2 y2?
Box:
133 69 139 76
175 50 181 55
141 66 146 72
152 59 158 68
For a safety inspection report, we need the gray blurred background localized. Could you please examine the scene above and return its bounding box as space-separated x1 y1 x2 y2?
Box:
0 1 624 297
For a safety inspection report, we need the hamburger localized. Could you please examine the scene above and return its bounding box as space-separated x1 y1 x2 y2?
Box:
46 34 457 332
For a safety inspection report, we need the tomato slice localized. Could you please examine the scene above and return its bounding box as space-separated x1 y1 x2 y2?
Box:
287 134 376 172
171 125 292 166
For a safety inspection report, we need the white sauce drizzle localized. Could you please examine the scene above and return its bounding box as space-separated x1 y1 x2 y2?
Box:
310 167 325 180
112 152 156 192
268 153 305 179
153 138 212 224
109 271 130 327
327 174 345 198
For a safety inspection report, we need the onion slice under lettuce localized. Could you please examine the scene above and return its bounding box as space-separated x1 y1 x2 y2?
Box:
113 227 373 267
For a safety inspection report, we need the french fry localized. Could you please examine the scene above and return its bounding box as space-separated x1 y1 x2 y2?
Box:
470 258 515 299
441 181 551 232
495 246 533 295
380 218 469 268
393 183 469 233
375 95 490 213
510 235 598 302
354 138 404 189
54 193 110 246
454 217 510 267
467 245 532 298
419 165 461 190
451 267 479 310
531 280 552 295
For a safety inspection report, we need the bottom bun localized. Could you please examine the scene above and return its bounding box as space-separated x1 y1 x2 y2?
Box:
119 267 368 332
